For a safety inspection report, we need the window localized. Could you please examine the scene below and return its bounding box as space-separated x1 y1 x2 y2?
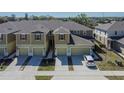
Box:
59 34 65 40
115 31 117 35
0 34 3 40
20 34 27 40
34 33 42 40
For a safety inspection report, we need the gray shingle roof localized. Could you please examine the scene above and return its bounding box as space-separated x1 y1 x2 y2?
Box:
0 20 92 34
53 27 70 34
96 21 124 32
117 37 124 45
70 34 94 46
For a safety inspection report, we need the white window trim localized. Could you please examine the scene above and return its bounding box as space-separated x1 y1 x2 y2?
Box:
59 33 65 41
20 33 27 41
34 33 42 41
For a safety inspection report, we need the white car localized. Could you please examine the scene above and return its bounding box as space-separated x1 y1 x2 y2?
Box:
84 55 96 67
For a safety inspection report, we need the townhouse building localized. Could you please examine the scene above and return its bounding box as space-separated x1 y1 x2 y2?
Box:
0 20 94 60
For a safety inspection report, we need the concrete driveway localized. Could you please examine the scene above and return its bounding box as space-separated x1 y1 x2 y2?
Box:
55 56 68 71
71 55 98 71
24 56 42 71
16 56 28 66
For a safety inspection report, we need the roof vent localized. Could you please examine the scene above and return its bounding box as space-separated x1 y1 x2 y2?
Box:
8 28 12 30
41 26 44 28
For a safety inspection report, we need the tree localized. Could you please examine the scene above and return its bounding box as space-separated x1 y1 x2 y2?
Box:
68 13 95 28
25 13 28 20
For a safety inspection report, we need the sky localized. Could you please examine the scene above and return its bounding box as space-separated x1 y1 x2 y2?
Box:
0 12 124 17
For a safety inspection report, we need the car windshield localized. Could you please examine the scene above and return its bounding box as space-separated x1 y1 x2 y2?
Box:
88 60 94 62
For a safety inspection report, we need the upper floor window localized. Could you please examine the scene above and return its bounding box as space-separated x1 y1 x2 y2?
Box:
0 34 3 40
59 34 65 40
34 33 42 40
115 31 117 35
20 34 27 40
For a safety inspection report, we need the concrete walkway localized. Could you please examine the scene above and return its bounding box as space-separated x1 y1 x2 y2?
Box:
1 70 124 80
5 58 21 71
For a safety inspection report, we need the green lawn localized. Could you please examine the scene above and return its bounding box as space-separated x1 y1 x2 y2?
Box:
35 76 53 80
106 76 124 80
93 40 124 71
96 50 124 71
97 51 124 71
38 59 55 71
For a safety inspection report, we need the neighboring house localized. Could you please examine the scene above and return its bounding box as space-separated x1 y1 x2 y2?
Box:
0 20 94 58
95 21 124 49
0 22 17 59
53 27 94 56
113 37 124 55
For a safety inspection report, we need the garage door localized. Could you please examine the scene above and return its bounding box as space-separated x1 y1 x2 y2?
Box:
19 48 28 56
33 48 43 56
0 48 4 56
71 48 90 55
57 48 67 55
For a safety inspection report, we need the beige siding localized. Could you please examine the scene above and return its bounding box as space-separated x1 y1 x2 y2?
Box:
0 48 4 56
33 48 43 56
7 33 15 43
57 48 67 55
16 34 30 44
0 34 6 44
19 48 28 56
71 48 90 55
54 34 70 44
7 41 16 54
31 33 44 44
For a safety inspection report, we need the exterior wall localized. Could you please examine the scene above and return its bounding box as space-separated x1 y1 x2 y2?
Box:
108 30 124 37
31 33 44 44
6 33 16 55
7 33 15 43
7 41 16 55
54 34 70 44
0 34 6 44
16 34 30 44
0 48 4 56
114 42 124 55
71 30 93 38
95 29 108 47
16 33 46 56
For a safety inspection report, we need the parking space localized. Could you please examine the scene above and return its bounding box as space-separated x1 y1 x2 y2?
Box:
71 55 98 71
16 56 28 66
27 56 42 66
55 56 68 71
24 56 43 71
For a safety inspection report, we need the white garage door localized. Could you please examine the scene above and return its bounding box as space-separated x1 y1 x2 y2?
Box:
71 48 90 55
19 48 28 56
0 48 4 56
33 48 43 56
57 48 67 56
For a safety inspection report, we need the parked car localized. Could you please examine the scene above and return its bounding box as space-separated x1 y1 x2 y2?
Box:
84 55 96 67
